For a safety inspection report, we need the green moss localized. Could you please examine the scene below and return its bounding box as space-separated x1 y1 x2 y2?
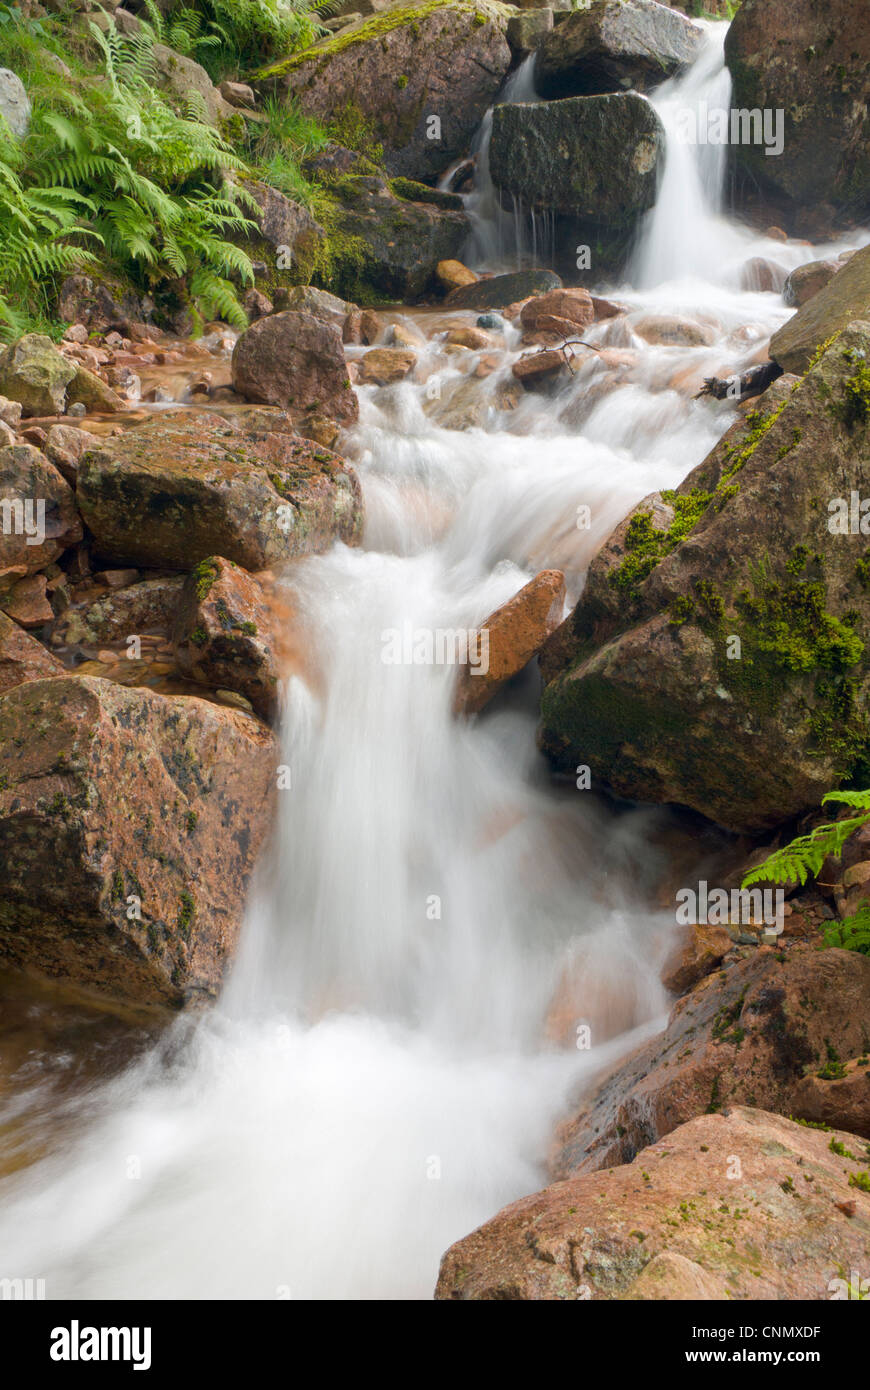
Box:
239 620 257 636
610 490 712 598
185 811 198 835
177 889 195 943
668 594 696 627
190 626 208 647
250 1 468 80
849 1170 870 1192
839 349 870 429
192 559 219 602
111 868 125 901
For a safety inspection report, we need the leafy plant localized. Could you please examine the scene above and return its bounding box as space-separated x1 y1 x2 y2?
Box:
742 788 870 889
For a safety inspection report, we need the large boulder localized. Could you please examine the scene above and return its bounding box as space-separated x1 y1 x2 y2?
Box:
554 945 870 1178
151 41 235 126
57 274 152 334
0 335 76 417
770 244 870 374
539 324 870 833
0 611 65 694
172 557 280 720
0 444 82 579
535 0 702 100
77 410 363 571
231 310 358 424
445 268 561 311
0 676 277 1007
0 68 31 140
323 175 469 301
489 94 664 268
253 2 512 182
436 1107 870 1300
724 0 870 218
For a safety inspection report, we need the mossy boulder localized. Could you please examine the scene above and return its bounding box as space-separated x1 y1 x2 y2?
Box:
0 675 277 1008
253 1 512 182
724 0 870 218
173 557 280 720
535 0 702 100
77 409 363 571
488 93 664 271
0 334 76 417
539 324 870 833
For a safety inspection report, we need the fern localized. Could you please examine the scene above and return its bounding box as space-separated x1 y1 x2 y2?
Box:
823 902 870 955
742 789 870 888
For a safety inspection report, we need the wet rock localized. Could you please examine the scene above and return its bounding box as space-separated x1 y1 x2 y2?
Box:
66 365 125 414
435 1107 870 1300
489 94 664 260
446 269 562 311
739 256 787 293
50 576 185 648
512 348 571 391
1 573 53 628
445 327 491 351
242 287 274 320
770 244 870 373
539 323 870 833
231 310 358 424
256 3 512 182
520 288 594 332
553 945 870 1177
358 348 417 385
454 569 565 716
507 8 553 55
0 676 277 1008
436 259 477 294
783 258 840 308
0 335 76 417
661 921 733 995
631 313 715 346
0 443 82 578
77 410 363 571
0 68 31 140
724 0 870 216
0 610 64 694
173 557 279 720
535 0 702 99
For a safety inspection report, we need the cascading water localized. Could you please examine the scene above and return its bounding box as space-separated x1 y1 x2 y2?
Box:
0 23 867 1300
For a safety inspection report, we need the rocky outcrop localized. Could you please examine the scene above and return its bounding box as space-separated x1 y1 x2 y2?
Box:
539 324 870 833
489 94 664 270
770 244 870 374
77 410 363 571
324 174 468 301
436 1107 870 1299
0 443 82 579
554 945 870 1178
172 557 279 720
231 310 358 424
724 0 870 218
535 0 702 100
454 569 566 716
0 611 64 694
0 676 277 1007
254 1 512 182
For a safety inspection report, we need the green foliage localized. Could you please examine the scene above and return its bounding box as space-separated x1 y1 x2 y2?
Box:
822 900 870 955
743 788 870 888
242 94 327 206
154 0 328 81
0 10 258 336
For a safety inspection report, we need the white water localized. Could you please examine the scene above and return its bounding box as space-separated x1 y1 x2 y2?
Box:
1 25 868 1300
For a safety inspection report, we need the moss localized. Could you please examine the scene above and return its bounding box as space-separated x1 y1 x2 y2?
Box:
185 810 198 835
193 559 219 602
250 0 472 80
668 594 696 627
396 73 409 88
839 349 870 429
239 620 257 636
849 1170 870 1192
190 626 208 647
856 549 870 590
111 868 125 901
177 889 195 942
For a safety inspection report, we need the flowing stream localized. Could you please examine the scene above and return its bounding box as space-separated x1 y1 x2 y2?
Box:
0 23 866 1300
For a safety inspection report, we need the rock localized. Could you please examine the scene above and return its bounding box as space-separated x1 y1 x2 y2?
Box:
445 327 490 350
0 676 276 1007
242 179 325 289
0 395 22 431
739 256 787 293
0 335 76 417
435 1107 870 1300
591 295 625 321
231 311 358 424
476 313 505 331
0 610 64 693
279 285 350 328
724 0 870 217
661 922 733 995
219 80 256 109
445 269 562 311
77 410 363 571
512 347 571 392
324 174 468 301
535 0 702 99
1 573 53 628
631 313 715 347
242 287 274 320
172 557 279 719
506 8 553 54
0 443 82 578
56 274 150 334
539 323 870 833
0 68 31 139
520 288 594 332
553 945 870 1177
342 308 383 345
770 244 870 373
783 259 840 308
66 365 125 414
50 576 185 649
255 3 512 182
151 41 233 126
436 259 477 294
489 94 664 265
454 570 566 716
358 348 417 385
792 1059 870 1138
